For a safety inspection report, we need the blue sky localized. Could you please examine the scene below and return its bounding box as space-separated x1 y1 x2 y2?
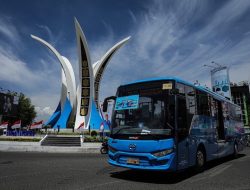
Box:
1 0 250 121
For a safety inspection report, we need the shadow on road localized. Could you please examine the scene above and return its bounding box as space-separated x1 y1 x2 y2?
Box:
110 154 246 184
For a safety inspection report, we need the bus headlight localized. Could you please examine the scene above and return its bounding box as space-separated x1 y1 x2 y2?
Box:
152 149 173 157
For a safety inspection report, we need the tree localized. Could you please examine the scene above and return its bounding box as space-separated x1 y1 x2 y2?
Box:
17 93 37 127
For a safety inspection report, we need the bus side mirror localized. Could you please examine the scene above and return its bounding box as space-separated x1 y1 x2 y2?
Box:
177 128 189 141
102 96 116 112
103 99 108 112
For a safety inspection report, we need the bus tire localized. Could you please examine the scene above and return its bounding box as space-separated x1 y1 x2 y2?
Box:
100 147 108 154
195 147 206 172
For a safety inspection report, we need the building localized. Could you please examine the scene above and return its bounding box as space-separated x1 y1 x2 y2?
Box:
231 82 250 127
0 90 19 124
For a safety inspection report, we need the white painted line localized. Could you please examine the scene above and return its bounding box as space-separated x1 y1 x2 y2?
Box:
188 176 207 183
209 164 232 177
188 164 232 183
82 180 122 190
234 156 250 162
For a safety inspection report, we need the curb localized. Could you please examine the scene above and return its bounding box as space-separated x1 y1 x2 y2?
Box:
0 141 102 153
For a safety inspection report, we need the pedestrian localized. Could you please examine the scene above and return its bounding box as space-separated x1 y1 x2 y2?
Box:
99 122 104 141
104 114 111 129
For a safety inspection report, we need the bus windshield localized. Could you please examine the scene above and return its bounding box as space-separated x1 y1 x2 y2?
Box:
111 81 175 140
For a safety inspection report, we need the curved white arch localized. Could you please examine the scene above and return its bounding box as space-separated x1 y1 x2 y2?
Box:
60 67 67 111
93 36 130 110
92 61 100 71
74 18 94 130
44 68 67 127
31 35 76 120
62 56 77 121
32 20 131 130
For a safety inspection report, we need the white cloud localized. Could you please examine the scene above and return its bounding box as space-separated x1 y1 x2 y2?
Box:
128 10 137 24
35 106 54 115
95 0 250 102
0 48 41 86
0 17 20 44
0 18 62 121
36 24 63 46
0 47 61 120
1 0 250 122
35 106 55 121
37 25 53 39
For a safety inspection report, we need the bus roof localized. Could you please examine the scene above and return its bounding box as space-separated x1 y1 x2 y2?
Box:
120 76 237 105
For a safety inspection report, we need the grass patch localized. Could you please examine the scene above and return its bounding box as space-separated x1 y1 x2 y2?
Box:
83 135 108 142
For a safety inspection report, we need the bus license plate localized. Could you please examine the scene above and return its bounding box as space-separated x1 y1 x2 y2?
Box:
127 158 139 165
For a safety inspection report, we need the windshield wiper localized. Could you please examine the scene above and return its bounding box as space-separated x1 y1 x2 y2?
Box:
166 122 174 130
138 130 161 140
113 126 139 135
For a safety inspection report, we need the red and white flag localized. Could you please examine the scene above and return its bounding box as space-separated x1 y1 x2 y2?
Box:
77 121 84 130
0 121 8 129
30 120 43 129
11 120 21 129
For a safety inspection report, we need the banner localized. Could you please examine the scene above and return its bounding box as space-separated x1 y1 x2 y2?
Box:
7 130 35 136
211 66 231 100
30 120 43 129
0 92 19 116
115 95 139 110
11 120 21 129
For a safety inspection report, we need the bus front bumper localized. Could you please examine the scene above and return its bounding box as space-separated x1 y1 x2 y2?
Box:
108 151 176 171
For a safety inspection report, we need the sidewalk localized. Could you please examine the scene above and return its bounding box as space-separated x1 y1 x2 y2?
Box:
0 141 102 153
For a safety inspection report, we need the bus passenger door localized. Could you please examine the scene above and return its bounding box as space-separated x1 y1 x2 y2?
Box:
217 101 228 157
176 96 190 170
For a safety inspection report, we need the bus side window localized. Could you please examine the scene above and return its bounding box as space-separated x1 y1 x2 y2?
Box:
176 83 189 140
218 101 225 140
196 90 210 116
177 96 188 141
166 95 175 130
185 86 196 129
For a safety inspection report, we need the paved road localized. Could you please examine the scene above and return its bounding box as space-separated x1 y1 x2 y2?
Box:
0 148 250 190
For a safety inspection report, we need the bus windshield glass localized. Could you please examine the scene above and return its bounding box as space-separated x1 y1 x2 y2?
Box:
111 81 175 139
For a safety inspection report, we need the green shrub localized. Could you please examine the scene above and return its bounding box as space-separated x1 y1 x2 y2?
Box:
83 135 109 142
0 138 41 142
90 130 97 137
83 131 90 135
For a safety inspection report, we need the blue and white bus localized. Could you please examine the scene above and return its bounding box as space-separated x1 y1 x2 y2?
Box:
103 77 245 171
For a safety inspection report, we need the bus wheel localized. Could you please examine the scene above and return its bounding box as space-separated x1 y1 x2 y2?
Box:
233 143 238 158
195 148 205 172
100 147 108 154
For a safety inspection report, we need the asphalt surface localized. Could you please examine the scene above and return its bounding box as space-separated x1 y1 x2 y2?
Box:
0 148 250 190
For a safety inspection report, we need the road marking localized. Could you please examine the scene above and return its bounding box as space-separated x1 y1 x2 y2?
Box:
81 180 122 190
235 156 250 162
0 171 46 179
208 164 232 177
206 164 230 175
188 176 207 183
188 164 232 183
